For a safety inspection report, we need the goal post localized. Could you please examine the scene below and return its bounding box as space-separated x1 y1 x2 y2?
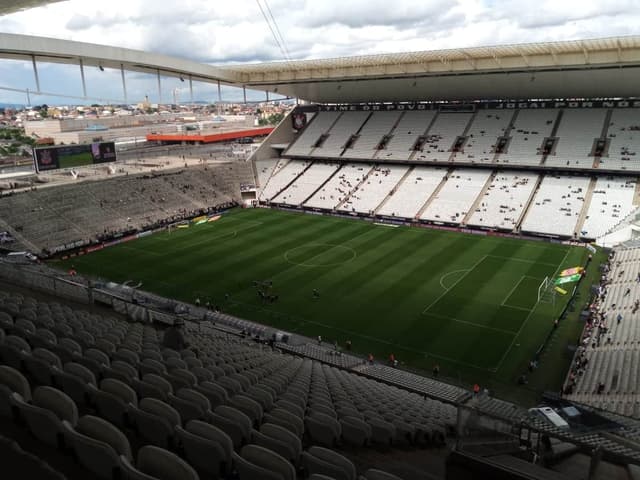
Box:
537 276 556 305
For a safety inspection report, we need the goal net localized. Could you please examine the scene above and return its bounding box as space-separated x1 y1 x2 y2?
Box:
537 276 556 305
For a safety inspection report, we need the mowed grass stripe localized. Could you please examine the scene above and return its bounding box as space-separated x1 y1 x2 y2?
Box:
58 208 580 382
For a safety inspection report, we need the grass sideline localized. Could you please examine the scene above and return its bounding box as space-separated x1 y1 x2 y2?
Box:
56 208 594 401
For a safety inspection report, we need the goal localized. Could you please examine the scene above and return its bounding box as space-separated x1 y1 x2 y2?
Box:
537 276 556 305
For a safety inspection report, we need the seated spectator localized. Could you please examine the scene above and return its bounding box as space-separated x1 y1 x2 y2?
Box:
163 318 188 350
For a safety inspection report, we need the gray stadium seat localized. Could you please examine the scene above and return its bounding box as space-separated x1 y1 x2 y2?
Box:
0 365 31 416
16 386 78 447
176 420 233 478
305 412 341 447
168 389 208 423
130 397 181 449
134 373 173 402
0 334 31 369
233 444 296 480
63 415 132 480
120 445 199 480
23 348 61 386
209 405 252 448
194 381 228 409
364 468 405 480
93 378 137 428
256 422 302 464
54 362 96 407
301 446 357 480
231 394 264 425
339 416 372 447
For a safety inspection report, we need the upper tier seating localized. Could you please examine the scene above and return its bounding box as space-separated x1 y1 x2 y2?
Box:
600 110 640 171
580 176 638 239
451 112 512 164
310 112 371 158
467 171 539 230
521 174 591 237
421 169 491 224
414 113 473 163
285 112 341 157
494 109 558 166
546 109 607 169
377 166 448 219
377 111 437 161
345 112 402 159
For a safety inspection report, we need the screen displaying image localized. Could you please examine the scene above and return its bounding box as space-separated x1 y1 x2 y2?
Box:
34 142 117 172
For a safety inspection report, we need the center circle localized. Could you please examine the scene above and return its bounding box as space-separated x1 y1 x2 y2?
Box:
284 243 357 267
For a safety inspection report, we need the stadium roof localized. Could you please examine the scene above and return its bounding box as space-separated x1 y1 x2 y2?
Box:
233 36 640 102
1 32 639 102
0 0 63 16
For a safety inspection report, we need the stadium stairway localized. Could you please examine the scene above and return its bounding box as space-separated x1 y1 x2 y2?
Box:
373 166 415 216
540 110 564 165
371 112 407 160
491 110 520 163
460 170 498 226
334 165 377 210
515 172 545 233
414 168 452 220
574 176 598 236
301 163 344 206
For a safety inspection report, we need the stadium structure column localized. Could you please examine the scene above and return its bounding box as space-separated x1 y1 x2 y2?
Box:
217 80 222 103
156 69 162 105
79 59 87 98
120 64 128 104
31 55 40 92
189 75 193 105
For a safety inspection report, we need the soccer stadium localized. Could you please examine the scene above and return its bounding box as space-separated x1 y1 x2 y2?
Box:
2 2 640 479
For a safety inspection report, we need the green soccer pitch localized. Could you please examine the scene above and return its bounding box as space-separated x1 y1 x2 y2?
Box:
57 208 594 393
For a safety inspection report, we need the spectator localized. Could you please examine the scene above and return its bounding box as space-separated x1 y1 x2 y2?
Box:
317 335 322 345
473 383 480 396
368 353 374 365
346 340 352 351
433 363 440 377
162 319 188 350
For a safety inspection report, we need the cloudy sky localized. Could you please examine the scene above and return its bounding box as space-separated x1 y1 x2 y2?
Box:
0 0 638 105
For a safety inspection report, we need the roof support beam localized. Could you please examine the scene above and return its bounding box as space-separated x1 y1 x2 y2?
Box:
491 53 502 69
120 64 127 104
582 42 590 64
79 58 87 98
617 39 622 62
459 50 477 70
31 55 40 92
520 53 530 67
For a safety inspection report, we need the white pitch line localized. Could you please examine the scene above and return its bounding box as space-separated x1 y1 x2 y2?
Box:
299 317 495 371
424 311 517 336
488 254 558 267
500 275 526 307
493 247 572 372
422 255 487 314
439 269 471 290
